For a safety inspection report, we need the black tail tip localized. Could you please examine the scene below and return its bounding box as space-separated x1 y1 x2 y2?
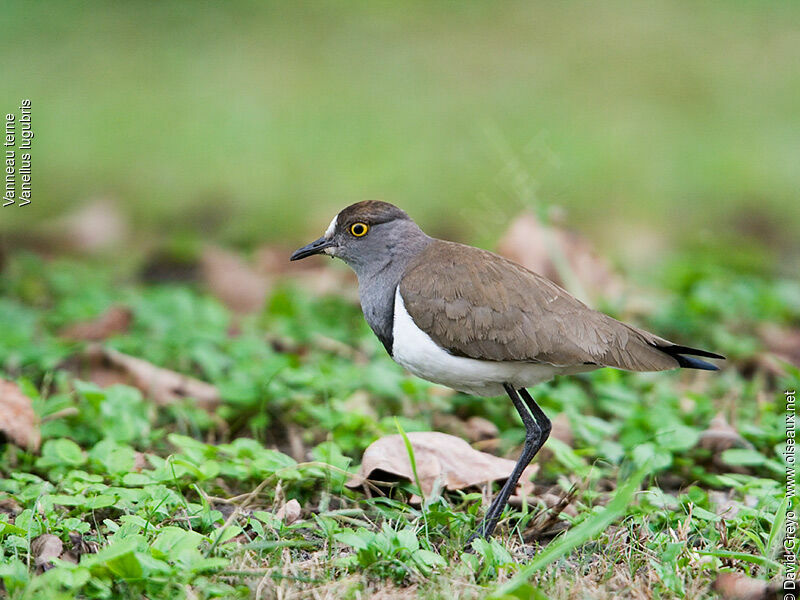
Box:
659 344 725 371
674 355 720 371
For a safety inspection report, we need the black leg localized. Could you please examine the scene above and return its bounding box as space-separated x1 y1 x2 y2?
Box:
518 387 552 445
466 384 551 545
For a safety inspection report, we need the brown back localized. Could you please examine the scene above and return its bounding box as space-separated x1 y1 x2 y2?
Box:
399 240 680 371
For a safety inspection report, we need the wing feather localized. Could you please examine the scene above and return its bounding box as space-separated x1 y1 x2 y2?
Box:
399 240 680 371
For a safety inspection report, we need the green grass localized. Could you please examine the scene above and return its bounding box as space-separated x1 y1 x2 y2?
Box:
0 2 797 596
0 249 795 599
1 1 799 251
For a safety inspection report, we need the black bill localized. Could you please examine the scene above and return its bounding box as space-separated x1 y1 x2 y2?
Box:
290 237 335 261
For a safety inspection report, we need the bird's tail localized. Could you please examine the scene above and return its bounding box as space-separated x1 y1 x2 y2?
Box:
657 344 725 371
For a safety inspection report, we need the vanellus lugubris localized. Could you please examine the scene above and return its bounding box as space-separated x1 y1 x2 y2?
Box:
291 200 723 542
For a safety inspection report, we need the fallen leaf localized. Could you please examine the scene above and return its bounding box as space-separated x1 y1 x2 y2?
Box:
550 413 574 446
201 245 270 314
253 245 288 276
0 379 41 452
285 424 307 462
266 243 358 301
287 267 359 301
80 362 130 389
132 452 148 472
0 496 21 518
538 413 573 463
276 499 301 525
80 345 220 411
712 572 780 600
51 200 128 253
68 531 99 557
32 534 63 571
698 413 751 454
758 324 800 367
431 414 469 440
431 415 498 444
59 305 133 341
497 211 626 304
346 432 538 499
707 490 760 521
464 417 499 442
745 353 791 380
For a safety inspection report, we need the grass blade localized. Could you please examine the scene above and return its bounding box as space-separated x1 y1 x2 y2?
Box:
489 464 648 599
395 418 425 504
766 494 789 561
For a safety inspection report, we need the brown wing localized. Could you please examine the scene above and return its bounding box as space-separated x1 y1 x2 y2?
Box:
399 240 680 371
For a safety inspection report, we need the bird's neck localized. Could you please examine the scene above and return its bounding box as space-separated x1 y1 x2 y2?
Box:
353 222 433 355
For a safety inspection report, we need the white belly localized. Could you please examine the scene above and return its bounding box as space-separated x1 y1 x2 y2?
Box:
392 288 575 396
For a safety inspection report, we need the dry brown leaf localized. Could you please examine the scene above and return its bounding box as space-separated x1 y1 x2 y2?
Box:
538 413 573 463
748 353 791 380
758 324 800 367
81 362 130 389
431 415 499 444
132 452 148 472
708 490 760 521
0 496 22 518
698 413 750 454
267 244 358 301
58 551 79 565
550 413 574 447
464 417 499 442
32 534 63 571
253 245 289 276
289 268 359 302
276 499 301 525
712 572 780 600
0 379 41 452
497 211 626 304
59 305 133 341
285 424 307 463
81 345 220 411
250 243 360 302
200 245 270 314
431 414 469 440
51 200 129 253
68 532 99 557
346 432 538 499
472 438 502 455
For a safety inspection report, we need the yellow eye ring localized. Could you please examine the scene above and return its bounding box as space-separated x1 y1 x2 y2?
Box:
350 222 369 237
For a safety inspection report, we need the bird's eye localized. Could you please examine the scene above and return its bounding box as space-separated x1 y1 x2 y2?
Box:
350 222 369 237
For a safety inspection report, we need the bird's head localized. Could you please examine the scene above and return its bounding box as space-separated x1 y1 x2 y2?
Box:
291 201 426 273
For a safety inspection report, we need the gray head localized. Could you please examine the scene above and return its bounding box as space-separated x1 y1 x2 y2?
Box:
290 201 431 279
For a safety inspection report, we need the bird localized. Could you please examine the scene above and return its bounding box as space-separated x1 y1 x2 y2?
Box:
290 200 723 543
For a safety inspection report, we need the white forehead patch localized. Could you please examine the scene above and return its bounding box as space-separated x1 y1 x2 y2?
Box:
324 215 338 239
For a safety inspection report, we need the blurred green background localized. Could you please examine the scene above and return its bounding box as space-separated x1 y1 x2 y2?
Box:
1 0 798 268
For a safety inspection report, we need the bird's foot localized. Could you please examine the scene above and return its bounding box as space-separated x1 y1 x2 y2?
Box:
463 517 495 551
